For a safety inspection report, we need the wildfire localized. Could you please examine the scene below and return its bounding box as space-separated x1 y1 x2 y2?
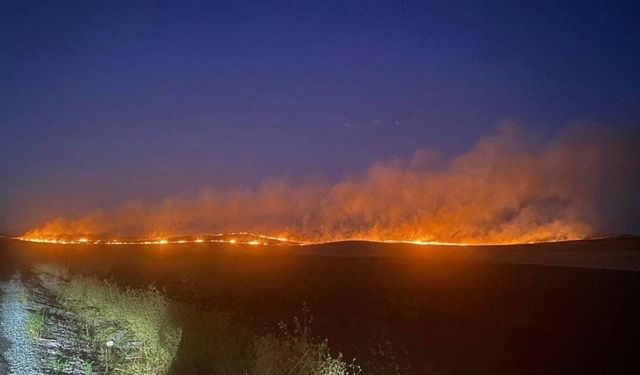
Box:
13 231 578 247
13 232 297 247
11 125 637 248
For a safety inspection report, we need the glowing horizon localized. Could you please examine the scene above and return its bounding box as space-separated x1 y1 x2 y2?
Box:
12 230 588 247
14 126 638 247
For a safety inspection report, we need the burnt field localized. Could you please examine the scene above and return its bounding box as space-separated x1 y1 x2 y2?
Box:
1 237 639 374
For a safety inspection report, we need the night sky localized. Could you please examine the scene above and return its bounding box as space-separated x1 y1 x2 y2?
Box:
2 1 639 234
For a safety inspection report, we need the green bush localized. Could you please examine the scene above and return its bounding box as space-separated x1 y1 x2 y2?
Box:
59 276 182 374
38 264 364 375
26 310 45 339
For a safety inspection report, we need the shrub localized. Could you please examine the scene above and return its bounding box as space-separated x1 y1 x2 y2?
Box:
251 305 360 375
35 263 70 280
34 263 70 292
58 275 182 374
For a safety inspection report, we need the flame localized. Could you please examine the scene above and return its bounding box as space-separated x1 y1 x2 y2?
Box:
12 232 580 247
16 125 639 246
13 232 301 247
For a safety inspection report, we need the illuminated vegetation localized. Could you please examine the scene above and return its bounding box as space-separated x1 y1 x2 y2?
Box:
25 309 45 339
176 303 360 375
51 355 70 372
57 275 182 374
34 264 362 374
252 305 361 375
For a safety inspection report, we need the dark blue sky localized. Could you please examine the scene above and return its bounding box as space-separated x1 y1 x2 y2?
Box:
1 0 639 232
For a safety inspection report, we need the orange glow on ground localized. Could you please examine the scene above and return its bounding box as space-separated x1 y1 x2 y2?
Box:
13 232 301 247
12 231 579 247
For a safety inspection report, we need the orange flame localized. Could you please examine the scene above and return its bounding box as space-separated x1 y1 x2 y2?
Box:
17 125 639 246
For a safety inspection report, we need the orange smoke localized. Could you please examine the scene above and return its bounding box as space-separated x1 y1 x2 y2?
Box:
22 124 639 245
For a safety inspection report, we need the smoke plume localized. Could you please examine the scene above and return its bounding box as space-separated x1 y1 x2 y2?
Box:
24 124 640 244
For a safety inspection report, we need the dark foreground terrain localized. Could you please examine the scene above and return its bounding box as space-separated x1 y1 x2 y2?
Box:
1 237 639 374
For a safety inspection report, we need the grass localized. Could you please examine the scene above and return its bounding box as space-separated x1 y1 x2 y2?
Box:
82 360 95 375
51 355 69 372
26 309 45 339
36 263 363 375
35 263 70 280
57 275 182 374
252 305 361 375
34 262 70 293
173 303 361 375
11 238 640 374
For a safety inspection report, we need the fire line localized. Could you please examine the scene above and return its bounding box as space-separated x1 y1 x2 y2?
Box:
12 232 577 247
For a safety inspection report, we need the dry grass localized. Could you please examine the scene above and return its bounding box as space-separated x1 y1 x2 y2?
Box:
34 263 70 292
36 263 362 375
173 303 363 375
58 275 182 374
252 305 361 375
34 263 70 280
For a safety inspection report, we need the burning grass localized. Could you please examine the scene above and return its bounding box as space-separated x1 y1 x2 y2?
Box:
21 126 640 246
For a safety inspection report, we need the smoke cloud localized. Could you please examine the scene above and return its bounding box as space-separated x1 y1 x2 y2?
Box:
24 124 640 244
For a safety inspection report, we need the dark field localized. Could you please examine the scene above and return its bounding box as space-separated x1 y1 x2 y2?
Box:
1 237 639 374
